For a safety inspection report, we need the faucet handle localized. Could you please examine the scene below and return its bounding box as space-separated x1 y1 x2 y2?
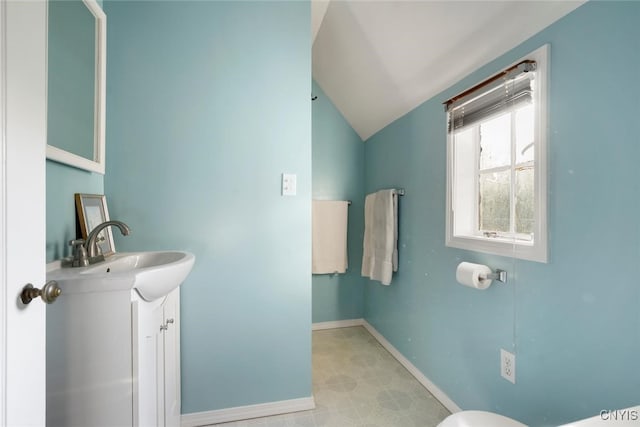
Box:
69 239 89 267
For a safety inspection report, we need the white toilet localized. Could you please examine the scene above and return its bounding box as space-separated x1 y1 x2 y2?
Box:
438 405 640 427
437 410 527 427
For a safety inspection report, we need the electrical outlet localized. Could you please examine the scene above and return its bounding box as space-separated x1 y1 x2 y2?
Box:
500 349 516 384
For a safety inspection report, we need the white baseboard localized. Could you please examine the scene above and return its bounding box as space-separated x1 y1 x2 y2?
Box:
311 318 364 330
361 320 462 414
181 320 459 425
181 396 315 427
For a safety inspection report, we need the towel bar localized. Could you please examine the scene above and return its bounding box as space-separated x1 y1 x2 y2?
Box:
348 190 403 205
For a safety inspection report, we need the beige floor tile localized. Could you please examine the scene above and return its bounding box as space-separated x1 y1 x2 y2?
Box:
214 327 450 427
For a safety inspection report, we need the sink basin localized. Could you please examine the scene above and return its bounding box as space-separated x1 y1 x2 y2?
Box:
47 251 195 301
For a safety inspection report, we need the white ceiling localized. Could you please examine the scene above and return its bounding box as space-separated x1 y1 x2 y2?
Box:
312 1 584 141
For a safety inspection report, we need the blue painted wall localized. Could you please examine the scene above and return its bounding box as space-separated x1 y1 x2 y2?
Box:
363 2 640 426
46 162 103 262
104 0 311 414
312 80 365 322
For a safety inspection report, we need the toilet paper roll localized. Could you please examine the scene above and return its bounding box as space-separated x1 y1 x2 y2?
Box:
456 262 493 290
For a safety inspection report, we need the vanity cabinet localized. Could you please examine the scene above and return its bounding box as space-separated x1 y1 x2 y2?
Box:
133 288 181 427
47 284 181 427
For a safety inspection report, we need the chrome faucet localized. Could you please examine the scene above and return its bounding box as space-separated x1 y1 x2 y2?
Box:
68 220 131 267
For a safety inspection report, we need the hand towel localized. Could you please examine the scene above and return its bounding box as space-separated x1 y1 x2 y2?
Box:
312 200 349 274
361 193 376 277
361 189 398 285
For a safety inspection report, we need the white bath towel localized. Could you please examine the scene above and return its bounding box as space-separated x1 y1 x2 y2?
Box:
312 200 349 274
361 189 398 285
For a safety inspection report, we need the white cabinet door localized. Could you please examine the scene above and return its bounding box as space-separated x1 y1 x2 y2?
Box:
163 290 181 427
134 296 165 427
134 288 181 427
156 303 166 426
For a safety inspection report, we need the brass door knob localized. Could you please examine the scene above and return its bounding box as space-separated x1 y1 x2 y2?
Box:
21 281 62 305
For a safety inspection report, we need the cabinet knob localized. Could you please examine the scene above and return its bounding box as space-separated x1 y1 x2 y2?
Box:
160 318 175 331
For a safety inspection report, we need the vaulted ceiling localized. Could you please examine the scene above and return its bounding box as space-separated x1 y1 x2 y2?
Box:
312 1 584 140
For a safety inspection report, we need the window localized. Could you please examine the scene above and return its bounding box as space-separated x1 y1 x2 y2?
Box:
445 45 548 262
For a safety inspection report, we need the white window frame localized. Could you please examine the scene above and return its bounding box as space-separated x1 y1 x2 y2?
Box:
445 45 548 263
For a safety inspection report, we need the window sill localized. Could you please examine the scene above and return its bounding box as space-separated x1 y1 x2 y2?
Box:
446 233 547 263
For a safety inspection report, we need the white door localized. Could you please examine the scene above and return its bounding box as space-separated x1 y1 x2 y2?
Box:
0 0 48 425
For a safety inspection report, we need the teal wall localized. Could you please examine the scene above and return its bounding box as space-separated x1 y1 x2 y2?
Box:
46 162 103 262
104 0 312 414
363 2 640 426
311 80 365 322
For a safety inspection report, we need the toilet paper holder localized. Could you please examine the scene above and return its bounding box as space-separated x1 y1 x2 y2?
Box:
482 269 507 283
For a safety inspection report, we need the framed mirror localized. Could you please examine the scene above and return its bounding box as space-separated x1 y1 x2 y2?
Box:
46 0 106 174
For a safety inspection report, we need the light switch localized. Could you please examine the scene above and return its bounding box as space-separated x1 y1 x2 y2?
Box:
282 173 297 196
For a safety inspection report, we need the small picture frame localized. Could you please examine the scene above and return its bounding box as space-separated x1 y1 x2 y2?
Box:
74 193 115 256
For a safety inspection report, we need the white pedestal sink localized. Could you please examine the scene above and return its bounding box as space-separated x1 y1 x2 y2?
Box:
46 251 195 427
48 250 195 301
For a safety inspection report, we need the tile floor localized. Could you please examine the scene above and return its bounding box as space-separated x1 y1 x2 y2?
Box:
213 326 450 427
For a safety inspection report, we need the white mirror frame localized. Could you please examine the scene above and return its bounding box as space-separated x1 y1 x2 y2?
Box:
46 0 106 174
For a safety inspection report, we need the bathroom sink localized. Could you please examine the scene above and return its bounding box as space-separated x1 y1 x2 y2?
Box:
92 251 195 301
47 251 195 301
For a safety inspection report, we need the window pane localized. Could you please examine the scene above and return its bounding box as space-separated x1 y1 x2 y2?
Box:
515 105 534 164
479 170 510 233
453 127 476 235
516 167 534 235
479 113 511 169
